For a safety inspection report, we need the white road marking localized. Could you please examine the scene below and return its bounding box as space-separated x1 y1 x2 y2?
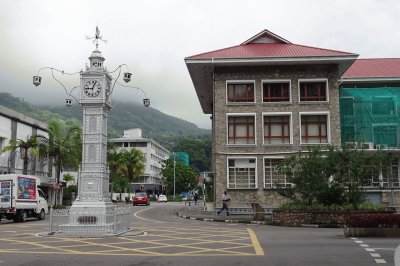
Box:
133 207 163 223
365 248 375 252
360 244 370 247
375 259 387 264
355 240 364 244
370 253 381 258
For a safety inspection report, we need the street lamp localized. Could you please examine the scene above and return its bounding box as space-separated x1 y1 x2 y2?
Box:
172 152 176 198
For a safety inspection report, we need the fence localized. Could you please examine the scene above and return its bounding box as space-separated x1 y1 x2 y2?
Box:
49 206 131 236
182 200 277 218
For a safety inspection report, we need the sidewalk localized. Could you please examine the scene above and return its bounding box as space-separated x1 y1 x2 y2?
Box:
177 201 270 225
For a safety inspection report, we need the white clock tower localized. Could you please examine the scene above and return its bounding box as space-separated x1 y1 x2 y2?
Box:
66 34 115 232
33 26 141 235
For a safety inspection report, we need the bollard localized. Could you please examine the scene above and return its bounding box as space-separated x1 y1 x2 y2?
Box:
48 206 53 235
113 208 117 234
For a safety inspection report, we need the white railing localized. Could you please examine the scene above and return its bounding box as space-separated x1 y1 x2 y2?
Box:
49 206 131 236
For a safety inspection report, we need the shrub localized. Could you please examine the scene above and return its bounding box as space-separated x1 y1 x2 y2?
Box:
347 213 400 228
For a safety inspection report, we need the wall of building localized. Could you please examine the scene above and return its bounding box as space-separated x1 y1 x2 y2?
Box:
212 64 341 206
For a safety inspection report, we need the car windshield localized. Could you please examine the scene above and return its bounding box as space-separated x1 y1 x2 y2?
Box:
136 192 147 197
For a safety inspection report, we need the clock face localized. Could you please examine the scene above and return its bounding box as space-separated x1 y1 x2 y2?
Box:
84 80 102 97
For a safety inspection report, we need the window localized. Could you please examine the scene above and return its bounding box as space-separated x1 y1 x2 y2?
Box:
227 82 255 103
227 115 255 145
299 79 328 102
227 158 257 189
262 81 290 102
373 124 398 147
300 113 329 144
264 158 293 189
372 97 396 115
263 113 292 144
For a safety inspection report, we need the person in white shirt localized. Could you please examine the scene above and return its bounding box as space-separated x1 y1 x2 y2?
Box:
217 190 230 216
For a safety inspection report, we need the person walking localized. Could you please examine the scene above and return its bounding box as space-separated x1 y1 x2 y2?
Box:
217 190 230 216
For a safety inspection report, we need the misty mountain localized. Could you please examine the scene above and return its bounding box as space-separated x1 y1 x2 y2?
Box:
0 92 210 149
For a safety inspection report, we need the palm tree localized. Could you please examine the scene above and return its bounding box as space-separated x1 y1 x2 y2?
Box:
63 173 75 186
118 148 145 183
2 135 40 175
113 175 130 201
39 118 81 204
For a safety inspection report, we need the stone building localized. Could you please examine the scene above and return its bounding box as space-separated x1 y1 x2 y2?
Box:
340 58 400 206
185 29 359 207
0 105 58 203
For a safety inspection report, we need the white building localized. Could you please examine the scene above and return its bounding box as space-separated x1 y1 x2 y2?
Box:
110 128 169 193
0 105 58 203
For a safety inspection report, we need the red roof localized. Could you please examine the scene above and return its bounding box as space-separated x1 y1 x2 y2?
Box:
187 43 355 60
343 58 400 79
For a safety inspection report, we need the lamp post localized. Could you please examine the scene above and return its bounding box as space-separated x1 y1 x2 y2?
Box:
172 152 176 198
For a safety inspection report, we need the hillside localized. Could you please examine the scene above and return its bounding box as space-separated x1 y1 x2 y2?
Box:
0 93 211 149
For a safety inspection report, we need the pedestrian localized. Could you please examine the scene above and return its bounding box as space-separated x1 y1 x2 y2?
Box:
194 192 198 205
217 190 230 216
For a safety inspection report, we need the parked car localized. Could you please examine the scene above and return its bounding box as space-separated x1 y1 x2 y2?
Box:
179 191 193 201
158 194 167 203
133 192 150 206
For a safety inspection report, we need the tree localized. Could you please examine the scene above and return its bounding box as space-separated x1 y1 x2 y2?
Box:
117 148 145 183
161 158 198 196
172 138 211 172
113 175 130 201
280 147 334 205
63 173 75 186
331 146 391 208
107 145 145 195
2 135 41 175
39 118 81 205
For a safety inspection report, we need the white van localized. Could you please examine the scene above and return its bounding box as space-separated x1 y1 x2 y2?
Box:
0 174 48 222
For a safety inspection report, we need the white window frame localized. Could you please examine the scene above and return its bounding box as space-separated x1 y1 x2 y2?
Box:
299 111 331 145
262 112 293 145
298 78 329 103
371 96 397 116
226 80 256 105
261 79 292 103
227 157 258 189
226 113 257 146
263 156 294 189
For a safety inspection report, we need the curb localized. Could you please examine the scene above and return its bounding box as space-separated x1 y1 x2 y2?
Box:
177 212 268 225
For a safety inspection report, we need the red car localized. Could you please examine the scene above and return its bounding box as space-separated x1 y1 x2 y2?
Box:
133 192 150 206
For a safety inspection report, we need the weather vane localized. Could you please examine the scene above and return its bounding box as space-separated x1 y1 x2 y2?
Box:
86 26 107 49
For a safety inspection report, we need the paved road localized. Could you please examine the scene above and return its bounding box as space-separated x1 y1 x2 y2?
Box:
0 202 398 265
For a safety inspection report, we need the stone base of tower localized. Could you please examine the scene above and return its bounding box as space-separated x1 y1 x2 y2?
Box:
59 200 121 236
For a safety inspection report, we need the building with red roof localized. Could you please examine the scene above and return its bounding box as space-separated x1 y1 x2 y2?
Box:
185 30 400 208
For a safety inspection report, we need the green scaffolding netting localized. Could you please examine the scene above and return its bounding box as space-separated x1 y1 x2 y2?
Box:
340 87 400 148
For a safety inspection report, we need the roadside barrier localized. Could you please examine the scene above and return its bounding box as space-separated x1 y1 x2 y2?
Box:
48 206 131 235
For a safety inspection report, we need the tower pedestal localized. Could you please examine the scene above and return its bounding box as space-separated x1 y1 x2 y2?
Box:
61 200 116 235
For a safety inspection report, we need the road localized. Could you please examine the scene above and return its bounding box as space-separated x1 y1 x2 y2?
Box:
0 202 398 265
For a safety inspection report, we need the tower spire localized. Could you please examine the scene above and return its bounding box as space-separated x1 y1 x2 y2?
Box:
86 25 107 49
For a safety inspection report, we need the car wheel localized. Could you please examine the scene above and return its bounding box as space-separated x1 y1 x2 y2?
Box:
38 209 45 220
19 211 27 222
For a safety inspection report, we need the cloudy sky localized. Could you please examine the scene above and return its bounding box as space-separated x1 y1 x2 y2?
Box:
0 0 399 129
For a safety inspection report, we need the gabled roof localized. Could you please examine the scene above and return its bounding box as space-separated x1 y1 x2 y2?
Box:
342 58 400 81
186 29 356 60
185 29 358 114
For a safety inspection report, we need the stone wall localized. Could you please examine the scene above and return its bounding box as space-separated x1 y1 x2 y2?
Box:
272 211 393 227
212 64 341 206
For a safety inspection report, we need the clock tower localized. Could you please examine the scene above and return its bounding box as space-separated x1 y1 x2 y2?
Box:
66 46 115 231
